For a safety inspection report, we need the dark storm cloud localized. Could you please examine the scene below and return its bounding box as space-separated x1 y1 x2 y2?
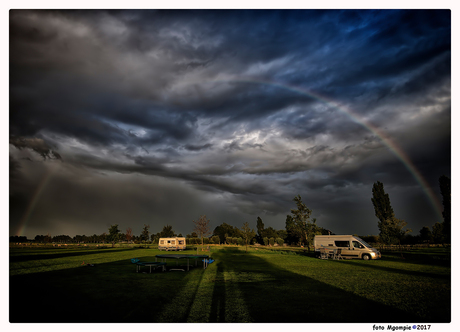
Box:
9 9 451 238
9 136 62 160
183 143 214 151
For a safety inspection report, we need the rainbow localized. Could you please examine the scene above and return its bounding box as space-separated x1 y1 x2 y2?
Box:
17 162 60 237
206 78 444 221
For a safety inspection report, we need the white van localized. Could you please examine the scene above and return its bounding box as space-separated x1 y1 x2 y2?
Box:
314 235 381 260
158 237 186 251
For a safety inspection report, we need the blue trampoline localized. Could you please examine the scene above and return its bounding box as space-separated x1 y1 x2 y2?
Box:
155 254 210 271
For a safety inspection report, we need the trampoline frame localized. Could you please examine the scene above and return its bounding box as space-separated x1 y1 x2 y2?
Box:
155 254 210 271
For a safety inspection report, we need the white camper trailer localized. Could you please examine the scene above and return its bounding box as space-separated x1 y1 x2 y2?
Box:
158 237 186 251
314 235 381 260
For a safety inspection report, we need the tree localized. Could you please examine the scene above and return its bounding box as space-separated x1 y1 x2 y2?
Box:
10 235 28 243
305 218 320 250
241 221 256 252
211 235 220 244
44 233 52 244
379 216 411 247
276 229 287 242
193 215 211 246
264 227 278 239
432 222 444 243
140 224 150 242
276 238 284 246
212 223 235 243
159 225 175 238
263 237 269 246
372 182 401 244
439 175 451 243
107 224 121 247
285 195 320 250
285 215 298 244
371 181 395 225
256 216 265 244
419 226 433 243
371 182 411 257
99 232 107 244
126 227 133 243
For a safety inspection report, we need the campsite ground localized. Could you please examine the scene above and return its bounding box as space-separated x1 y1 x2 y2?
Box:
9 244 451 323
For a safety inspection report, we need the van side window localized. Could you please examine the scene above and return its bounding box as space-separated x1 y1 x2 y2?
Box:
335 241 350 248
352 241 364 249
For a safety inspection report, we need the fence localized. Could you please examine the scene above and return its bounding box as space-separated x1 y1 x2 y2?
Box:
372 243 450 251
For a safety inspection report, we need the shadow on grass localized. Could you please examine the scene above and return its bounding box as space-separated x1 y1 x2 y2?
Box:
209 252 434 323
10 255 205 323
9 247 141 263
209 261 226 322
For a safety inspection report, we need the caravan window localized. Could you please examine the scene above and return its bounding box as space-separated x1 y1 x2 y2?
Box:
178 240 184 245
335 241 350 248
171 240 176 244
160 240 164 244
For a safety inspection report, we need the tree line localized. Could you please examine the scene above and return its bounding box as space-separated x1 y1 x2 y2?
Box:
11 175 450 247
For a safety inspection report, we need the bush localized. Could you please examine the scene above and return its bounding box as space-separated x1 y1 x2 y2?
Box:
188 238 200 245
276 238 284 246
269 237 275 246
263 237 269 246
211 236 220 244
237 237 244 246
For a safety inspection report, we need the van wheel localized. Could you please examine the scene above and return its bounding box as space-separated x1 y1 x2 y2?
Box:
362 254 371 260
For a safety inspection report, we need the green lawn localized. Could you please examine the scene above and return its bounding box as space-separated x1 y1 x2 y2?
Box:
9 245 450 323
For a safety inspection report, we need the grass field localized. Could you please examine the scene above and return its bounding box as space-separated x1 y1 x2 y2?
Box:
9 245 451 323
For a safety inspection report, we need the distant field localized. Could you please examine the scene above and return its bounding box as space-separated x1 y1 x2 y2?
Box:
9 245 451 323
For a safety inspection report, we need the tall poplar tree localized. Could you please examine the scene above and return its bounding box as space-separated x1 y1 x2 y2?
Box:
371 181 411 246
371 181 395 223
256 216 265 244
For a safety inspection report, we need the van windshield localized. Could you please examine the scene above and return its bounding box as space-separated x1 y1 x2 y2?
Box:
356 239 373 248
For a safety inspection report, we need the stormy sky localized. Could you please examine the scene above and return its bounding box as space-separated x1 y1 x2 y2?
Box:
9 9 451 239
